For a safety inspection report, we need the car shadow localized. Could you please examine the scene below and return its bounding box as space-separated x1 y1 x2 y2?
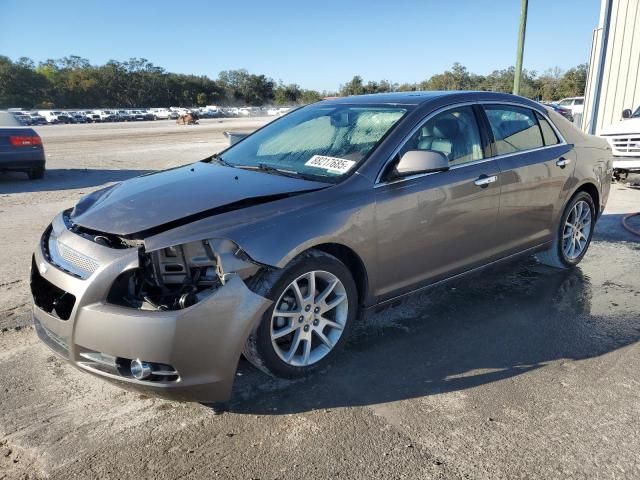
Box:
223 260 640 415
0 168 153 194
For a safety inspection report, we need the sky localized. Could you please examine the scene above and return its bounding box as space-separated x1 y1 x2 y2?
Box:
0 0 602 91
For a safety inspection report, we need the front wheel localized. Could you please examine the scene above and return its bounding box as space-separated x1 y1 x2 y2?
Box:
243 250 358 378
536 191 595 268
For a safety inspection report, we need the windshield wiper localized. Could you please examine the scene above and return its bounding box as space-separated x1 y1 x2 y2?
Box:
234 163 305 179
207 153 234 168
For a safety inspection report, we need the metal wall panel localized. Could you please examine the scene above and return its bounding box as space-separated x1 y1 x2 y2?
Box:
583 0 640 134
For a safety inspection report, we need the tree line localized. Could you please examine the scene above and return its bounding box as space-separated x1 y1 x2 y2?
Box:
339 63 587 100
0 56 587 109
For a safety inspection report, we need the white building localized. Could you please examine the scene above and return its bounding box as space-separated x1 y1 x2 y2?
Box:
582 0 640 135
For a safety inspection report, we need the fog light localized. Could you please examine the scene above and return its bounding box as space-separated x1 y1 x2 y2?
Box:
130 358 152 380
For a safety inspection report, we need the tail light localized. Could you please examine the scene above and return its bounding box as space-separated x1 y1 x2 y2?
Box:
9 135 42 147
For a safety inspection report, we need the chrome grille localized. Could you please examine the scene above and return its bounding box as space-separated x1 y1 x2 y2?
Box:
47 230 100 279
609 136 640 154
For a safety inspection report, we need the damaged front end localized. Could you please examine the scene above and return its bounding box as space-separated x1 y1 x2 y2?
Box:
108 238 264 312
32 210 274 402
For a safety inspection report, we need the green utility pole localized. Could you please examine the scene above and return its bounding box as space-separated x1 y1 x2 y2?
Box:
513 0 529 95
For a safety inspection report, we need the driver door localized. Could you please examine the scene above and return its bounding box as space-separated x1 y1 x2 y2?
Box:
373 105 502 300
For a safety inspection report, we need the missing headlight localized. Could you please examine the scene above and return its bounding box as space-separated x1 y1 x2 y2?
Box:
107 239 261 311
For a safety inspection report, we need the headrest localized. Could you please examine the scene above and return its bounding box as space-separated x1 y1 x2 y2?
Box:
432 117 459 139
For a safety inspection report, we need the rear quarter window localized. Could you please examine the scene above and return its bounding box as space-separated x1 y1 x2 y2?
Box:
535 112 560 146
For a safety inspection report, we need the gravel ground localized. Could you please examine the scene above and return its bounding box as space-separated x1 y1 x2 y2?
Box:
0 120 639 479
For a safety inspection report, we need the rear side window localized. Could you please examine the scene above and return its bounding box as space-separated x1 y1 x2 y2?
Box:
484 105 545 155
574 98 584 105
535 112 560 146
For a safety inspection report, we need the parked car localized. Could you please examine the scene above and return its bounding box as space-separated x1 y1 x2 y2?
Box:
68 112 87 124
542 103 574 122
115 110 132 122
31 91 611 403
127 110 147 121
38 110 70 124
599 105 640 179
12 113 33 125
556 97 584 117
93 110 117 122
150 108 171 120
140 109 155 121
0 111 45 179
83 111 101 123
27 113 48 125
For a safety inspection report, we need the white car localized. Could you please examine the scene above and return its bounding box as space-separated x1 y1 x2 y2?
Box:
556 97 584 117
150 108 171 120
92 110 117 122
600 105 640 179
37 110 68 124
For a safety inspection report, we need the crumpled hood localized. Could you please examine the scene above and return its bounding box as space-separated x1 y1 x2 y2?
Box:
600 117 640 136
70 162 327 236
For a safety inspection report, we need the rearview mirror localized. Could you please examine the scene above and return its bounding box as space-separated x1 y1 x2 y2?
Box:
622 109 632 119
395 150 449 177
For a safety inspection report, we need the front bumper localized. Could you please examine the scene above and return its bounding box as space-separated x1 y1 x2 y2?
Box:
32 213 271 402
612 157 640 172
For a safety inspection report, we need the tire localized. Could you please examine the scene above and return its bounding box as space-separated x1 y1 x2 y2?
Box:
28 168 44 180
243 250 358 378
536 191 595 269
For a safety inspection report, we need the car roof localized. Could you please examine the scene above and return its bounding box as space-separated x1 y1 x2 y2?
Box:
318 90 541 108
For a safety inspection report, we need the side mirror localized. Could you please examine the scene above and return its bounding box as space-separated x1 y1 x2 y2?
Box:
622 109 632 119
395 150 449 177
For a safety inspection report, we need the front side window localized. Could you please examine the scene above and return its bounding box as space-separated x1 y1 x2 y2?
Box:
221 105 407 182
574 98 584 105
558 99 572 106
484 105 545 155
399 106 483 166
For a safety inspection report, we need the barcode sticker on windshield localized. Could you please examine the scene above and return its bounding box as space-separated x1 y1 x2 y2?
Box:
305 155 356 174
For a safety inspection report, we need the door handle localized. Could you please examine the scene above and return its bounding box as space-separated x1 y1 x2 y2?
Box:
474 175 498 187
556 157 571 168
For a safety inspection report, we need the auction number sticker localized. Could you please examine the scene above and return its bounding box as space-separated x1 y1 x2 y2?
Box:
305 155 356 174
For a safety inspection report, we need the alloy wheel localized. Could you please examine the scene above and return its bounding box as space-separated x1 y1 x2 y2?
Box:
562 200 592 260
270 270 348 367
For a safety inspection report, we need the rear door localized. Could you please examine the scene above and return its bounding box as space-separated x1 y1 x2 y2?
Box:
481 104 574 254
373 104 502 300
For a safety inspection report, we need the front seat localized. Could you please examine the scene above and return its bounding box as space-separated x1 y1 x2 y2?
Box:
429 117 460 161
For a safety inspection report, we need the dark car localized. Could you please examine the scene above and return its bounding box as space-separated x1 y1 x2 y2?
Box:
31 92 611 403
0 112 45 179
12 113 33 126
544 103 574 122
28 113 48 125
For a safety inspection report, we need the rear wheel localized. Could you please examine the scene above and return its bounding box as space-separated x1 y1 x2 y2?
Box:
28 167 44 180
243 250 357 378
536 191 595 268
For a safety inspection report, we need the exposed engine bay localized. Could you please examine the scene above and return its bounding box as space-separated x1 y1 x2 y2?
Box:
108 238 262 311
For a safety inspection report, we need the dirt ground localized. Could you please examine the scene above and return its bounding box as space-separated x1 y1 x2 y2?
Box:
1 119 639 479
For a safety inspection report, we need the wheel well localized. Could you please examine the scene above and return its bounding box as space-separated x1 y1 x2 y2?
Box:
575 182 600 216
311 243 368 305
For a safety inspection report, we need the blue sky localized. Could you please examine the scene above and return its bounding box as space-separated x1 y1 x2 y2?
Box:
0 0 601 91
